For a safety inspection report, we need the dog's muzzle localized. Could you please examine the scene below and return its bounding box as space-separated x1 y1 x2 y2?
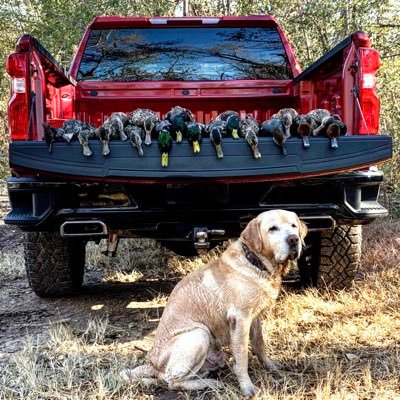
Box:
286 234 300 260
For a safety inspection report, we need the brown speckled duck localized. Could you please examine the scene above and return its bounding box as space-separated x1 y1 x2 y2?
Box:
124 125 144 156
271 108 298 138
260 118 288 156
205 120 226 159
129 109 159 146
215 110 241 139
241 115 261 158
306 109 331 136
96 112 129 156
290 115 313 148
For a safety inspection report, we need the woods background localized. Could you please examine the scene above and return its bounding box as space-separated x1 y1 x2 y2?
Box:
0 0 399 205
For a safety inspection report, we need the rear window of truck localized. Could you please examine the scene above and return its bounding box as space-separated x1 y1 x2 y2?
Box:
77 27 292 82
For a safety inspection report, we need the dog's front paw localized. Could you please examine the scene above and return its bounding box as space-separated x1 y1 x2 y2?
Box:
240 380 259 398
263 358 281 371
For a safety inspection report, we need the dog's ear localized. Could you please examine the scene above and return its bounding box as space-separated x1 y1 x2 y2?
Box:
298 218 308 246
241 218 262 253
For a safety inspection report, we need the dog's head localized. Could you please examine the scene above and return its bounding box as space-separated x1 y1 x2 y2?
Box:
240 210 308 266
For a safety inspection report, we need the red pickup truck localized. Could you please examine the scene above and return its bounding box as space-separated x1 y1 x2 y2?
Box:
5 15 392 296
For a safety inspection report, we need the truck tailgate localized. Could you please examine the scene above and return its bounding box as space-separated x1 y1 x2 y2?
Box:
9 135 392 181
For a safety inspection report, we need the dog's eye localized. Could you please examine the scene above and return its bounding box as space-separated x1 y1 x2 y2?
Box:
269 225 279 232
291 224 298 229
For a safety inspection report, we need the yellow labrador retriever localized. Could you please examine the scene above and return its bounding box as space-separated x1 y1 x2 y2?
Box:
121 210 307 397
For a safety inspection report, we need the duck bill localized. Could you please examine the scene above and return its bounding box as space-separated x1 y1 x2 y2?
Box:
144 132 152 146
176 131 183 143
231 129 239 139
192 141 201 153
63 133 73 144
131 141 144 157
302 137 310 148
161 152 169 167
312 125 323 136
330 137 338 149
251 145 261 159
215 144 224 159
82 144 92 157
120 131 128 141
101 141 110 156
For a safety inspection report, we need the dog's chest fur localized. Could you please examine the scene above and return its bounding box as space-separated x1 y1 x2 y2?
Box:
149 240 283 358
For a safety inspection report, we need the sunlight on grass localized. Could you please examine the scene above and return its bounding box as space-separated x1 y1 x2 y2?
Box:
0 247 25 281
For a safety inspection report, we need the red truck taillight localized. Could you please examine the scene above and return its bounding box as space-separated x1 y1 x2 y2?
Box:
357 47 380 134
6 52 30 140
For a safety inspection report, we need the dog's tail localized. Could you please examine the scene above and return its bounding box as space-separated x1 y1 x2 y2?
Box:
120 363 158 387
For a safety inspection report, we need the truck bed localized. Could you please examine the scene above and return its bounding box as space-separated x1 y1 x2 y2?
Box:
9 135 392 181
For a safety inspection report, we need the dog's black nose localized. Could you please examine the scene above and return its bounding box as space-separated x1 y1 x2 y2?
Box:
286 234 299 246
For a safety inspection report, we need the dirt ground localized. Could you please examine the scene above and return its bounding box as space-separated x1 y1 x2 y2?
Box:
0 196 178 363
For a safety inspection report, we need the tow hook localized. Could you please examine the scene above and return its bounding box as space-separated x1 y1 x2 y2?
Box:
193 227 225 255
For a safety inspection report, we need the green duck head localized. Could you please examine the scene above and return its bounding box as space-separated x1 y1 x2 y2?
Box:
158 130 173 167
186 123 203 153
226 114 240 139
171 115 186 143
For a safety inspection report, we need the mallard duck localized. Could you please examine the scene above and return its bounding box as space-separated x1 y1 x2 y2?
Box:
96 125 111 156
317 116 347 149
215 110 241 139
260 118 288 156
129 109 159 146
155 119 173 136
96 112 128 156
271 108 298 138
62 119 85 143
78 128 95 156
158 129 173 167
306 109 331 136
241 115 261 158
42 123 66 153
291 115 313 148
206 120 226 159
165 106 194 143
186 122 204 153
124 125 144 156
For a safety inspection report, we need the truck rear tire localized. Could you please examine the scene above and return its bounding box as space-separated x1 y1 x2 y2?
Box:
24 232 86 297
299 225 362 290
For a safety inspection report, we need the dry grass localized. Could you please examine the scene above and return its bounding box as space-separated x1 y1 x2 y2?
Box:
1 219 400 399
86 237 230 282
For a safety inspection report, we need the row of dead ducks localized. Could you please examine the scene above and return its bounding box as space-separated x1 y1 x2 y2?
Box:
42 106 346 167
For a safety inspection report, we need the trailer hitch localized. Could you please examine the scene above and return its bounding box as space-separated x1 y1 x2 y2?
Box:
193 227 225 255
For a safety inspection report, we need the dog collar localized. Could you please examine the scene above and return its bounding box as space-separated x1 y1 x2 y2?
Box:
241 242 271 276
